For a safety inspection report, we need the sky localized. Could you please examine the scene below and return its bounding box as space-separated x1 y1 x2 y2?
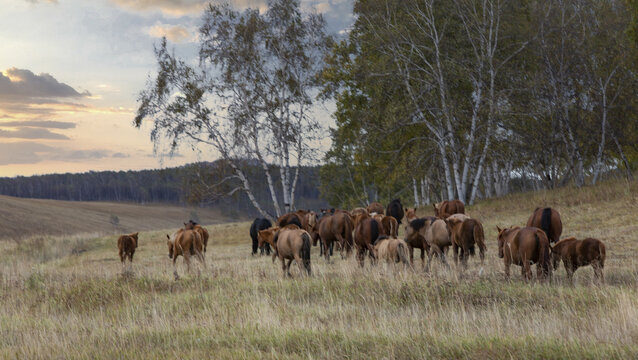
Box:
0 0 353 177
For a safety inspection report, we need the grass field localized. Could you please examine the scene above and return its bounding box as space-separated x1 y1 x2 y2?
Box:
1 180 637 359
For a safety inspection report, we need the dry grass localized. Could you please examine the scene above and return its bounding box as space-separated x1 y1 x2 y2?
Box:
1 179 637 359
0 195 237 241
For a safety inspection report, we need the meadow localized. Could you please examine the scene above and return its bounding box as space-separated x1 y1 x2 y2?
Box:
1 180 637 359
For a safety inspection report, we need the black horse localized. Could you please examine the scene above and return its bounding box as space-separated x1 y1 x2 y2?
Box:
250 218 272 255
386 199 405 224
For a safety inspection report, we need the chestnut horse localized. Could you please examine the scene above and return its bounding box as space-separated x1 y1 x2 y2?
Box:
371 213 398 238
404 217 436 267
117 232 138 271
167 229 205 280
373 236 410 267
386 199 405 225
367 202 384 215
551 237 606 284
526 207 562 244
497 226 552 282
312 211 354 261
433 200 465 218
445 215 486 268
404 208 418 222
261 227 312 277
354 213 380 267
185 220 209 253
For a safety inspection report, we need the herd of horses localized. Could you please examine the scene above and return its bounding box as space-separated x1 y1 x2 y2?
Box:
116 200 606 284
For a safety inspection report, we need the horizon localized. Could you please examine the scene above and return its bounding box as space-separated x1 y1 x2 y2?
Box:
0 0 351 177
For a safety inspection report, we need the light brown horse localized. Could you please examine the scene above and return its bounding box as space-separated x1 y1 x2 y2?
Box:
404 208 418 222
367 202 384 215
261 227 312 277
167 229 205 280
425 219 452 271
551 237 606 284
354 213 380 267
526 207 562 244
117 232 138 271
497 226 552 282
433 200 465 218
373 236 410 267
312 212 354 261
185 220 209 253
350 207 368 218
404 217 436 267
445 215 486 268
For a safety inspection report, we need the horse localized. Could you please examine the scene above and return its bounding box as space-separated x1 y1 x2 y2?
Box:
433 200 465 218
313 211 353 261
445 215 486 268
367 202 384 215
350 207 368 219
372 236 410 267
386 199 405 224
424 219 452 271
526 207 562 244
117 232 138 271
277 212 303 229
167 229 205 280
261 227 311 277
497 226 552 282
185 220 209 253
250 218 272 255
353 213 381 267
404 217 436 267
404 208 418 222
551 237 606 284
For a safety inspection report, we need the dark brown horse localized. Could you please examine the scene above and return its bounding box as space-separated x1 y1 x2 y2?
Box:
433 200 465 218
445 215 486 268
312 211 354 262
551 237 606 284
404 217 436 267
277 212 303 229
117 232 138 271
497 226 552 282
353 213 380 267
386 199 405 224
367 202 384 215
185 220 209 253
526 207 562 244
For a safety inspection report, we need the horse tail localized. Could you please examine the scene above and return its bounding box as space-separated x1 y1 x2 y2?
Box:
397 242 410 265
541 208 553 242
474 221 487 253
370 219 380 245
301 232 312 275
536 231 551 280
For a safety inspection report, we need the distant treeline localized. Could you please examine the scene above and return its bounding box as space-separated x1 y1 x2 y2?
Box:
0 161 327 217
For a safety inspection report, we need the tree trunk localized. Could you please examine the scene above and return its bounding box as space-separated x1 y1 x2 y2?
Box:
412 177 420 207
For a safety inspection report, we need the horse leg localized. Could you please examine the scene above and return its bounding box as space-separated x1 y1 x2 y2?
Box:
452 244 459 266
294 253 304 277
173 256 180 280
425 248 434 273
522 260 531 282
592 261 604 285
420 248 426 270
367 244 377 265
460 246 468 269
286 259 294 277
323 240 331 263
504 258 511 280
565 263 575 285
356 246 365 268
281 257 288 277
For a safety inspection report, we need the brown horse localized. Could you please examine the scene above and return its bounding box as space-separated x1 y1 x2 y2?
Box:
526 207 562 244
313 212 354 261
445 215 486 268
117 232 138 271
404 208 418 222
167 229 205 280
425 219 452 271
261 227 312 277
404 217 436 267
373 236 410 267
497 226 552 282
367 202 384 215
350 207 368 220
433 200 465 218
185 220 209 252
372 213 398 237
277 212 303 229
551 237 606 284
353 213 380 267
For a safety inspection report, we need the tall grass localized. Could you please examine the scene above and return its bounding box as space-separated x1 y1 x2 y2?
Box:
0 179 637 359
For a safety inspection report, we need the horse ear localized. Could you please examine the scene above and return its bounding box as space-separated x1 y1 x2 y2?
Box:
166 234 170 239
496 226 502 233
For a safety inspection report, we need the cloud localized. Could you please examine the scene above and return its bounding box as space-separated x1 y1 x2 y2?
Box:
147 24 193 43
0 128 70 140
24 0 58 3
0 120 76 129
112 152 130 158
0 68 90 102
110 0 208 16
0 142 127 165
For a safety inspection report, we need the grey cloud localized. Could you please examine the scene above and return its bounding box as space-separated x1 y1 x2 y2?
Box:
112 152 129 158
0 120 76 129
25 0 58 3
0 68 90 101
0 142 54 165
59 150 110 160
0 128 70 140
